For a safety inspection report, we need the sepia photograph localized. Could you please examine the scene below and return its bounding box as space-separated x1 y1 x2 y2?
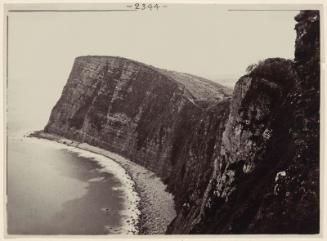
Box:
3 1 323 237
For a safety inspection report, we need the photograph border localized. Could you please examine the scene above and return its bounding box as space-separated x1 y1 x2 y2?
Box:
1 1 325 240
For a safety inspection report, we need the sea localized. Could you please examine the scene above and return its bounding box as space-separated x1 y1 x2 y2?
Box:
6 107 140 235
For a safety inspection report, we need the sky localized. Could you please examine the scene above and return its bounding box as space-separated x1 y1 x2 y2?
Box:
7 4 299 130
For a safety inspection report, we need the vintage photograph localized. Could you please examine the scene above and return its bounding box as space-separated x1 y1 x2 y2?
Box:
5 2 321 235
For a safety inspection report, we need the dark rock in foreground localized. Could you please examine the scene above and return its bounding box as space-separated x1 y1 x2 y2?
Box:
45 10 319 234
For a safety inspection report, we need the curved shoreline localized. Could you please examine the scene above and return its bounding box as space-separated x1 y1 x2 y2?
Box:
29 131 176 234
25 133 140 234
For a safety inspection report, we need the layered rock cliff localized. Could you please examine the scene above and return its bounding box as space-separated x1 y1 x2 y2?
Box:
45 56 232 183
44 10 320 234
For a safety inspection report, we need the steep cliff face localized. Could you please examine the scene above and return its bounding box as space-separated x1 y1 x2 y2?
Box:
168 10 320 234
168 58 298 233
45 56 232 190
45 10 319 234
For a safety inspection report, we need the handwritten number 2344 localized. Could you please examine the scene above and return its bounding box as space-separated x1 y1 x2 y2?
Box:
134 3 160 10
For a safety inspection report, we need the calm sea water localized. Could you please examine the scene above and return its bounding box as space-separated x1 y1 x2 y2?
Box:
7 68 140 235
7 123 138 234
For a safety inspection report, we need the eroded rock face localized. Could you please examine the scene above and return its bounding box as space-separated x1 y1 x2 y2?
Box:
45 55 232 194
168 58 298 233
168 10 319 234
45 10 319 234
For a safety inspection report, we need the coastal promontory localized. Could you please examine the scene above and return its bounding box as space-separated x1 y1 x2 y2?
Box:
44 10 320 234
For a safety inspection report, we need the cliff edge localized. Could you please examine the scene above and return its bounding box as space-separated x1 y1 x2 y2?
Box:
44 10 320 234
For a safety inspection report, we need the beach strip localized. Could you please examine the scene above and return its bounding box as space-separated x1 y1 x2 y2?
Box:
29 131 176 234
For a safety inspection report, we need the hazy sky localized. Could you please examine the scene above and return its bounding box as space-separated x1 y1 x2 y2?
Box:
8 4 299 130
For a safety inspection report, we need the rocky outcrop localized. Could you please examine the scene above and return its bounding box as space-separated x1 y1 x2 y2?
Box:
168 10 320 234
45 10 319 234
167 58 301 233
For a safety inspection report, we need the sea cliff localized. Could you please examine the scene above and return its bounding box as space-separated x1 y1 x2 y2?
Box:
44 10 320 234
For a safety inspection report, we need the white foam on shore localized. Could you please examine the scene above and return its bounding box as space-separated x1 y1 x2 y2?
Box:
88 176 105 182
26 135 141 235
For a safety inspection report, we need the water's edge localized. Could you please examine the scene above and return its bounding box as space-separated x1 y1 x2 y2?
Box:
29 130 177 234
